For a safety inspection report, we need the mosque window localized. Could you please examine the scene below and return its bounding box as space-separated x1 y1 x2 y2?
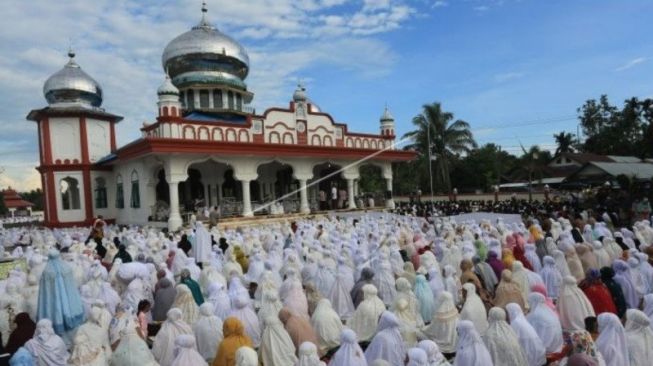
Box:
60 177 81 210
199 90 210 108
213 89 223 108
236 94 242 110
116 175 124 209
180 91 186 108
228 91 234 109
186 89 195 109
130 170 140 209
94 177 107 209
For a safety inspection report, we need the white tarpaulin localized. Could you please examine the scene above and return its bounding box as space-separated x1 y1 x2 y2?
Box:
439 212 523 226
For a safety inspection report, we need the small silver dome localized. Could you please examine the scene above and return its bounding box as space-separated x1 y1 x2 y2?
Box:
293 82 306 102
162 4 249 89
157 74 179 95
380 106 394 121
43 50 103 108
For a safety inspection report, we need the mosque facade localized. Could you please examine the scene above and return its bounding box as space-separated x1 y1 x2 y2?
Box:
27 4 414 231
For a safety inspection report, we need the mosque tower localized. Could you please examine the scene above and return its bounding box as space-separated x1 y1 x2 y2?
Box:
380 105 396 147
157 73 182 117
161 2 253 117
27 49 122 227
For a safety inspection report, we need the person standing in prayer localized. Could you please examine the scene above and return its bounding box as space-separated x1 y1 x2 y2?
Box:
483 307 528 366
319 190 327 211
152 308 193 366
578 269 617 315
113 244 132 263
37 250 86 336
330 184 338 210
180 268 204 305
193 221 212 267
209 206 220 226
177 234 192 256
24 319 69 366
213 317 253 366
279 308 319 353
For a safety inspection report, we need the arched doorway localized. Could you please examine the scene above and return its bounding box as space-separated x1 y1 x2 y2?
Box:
256 161 296 214
313 162 345 210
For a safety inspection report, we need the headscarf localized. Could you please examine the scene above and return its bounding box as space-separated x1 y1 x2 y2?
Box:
595 312 628 366
513 245 533 271
579 269 617 315
37 250 85 334
193 303 223 362
229 294 261 347
482 307 527 366
612 259 640 309
506 303 546 366
260 316 298 366
152 308 193 366
558 275 596 331
279 307 320 352
452 320 493 366
501 248 515 269
9 347 34 366
207 282 231 320
485 251 505 280
347 284 385 342
421 291 458 353
24 319 69 366
170 334 208 366
540 255 563 300
311 299 343 355
5 313 36 355
414 274 436 321
599 266 627 318
327 329 367 366
417 340 450 366
644 293 653 329
180 269 205 306
530 283 558 315
172 284 200 325
459 283 488 335
350 268 375 308
296 342 326 366
492 270 525 310
473 240 488 261
624 309 653 366
459 259 482 290
213 317 253 366
364 311 407 365
565 330 605 365
525 293 563 353
235 346 258 366
472 256 497 296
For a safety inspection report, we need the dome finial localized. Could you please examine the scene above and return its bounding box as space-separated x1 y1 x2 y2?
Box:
201 1 207 13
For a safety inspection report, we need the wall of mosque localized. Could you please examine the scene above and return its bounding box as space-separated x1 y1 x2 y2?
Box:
113 160 150 226
86 118 111 163
49 117 82 163
90 170 116 220
53 170 86 223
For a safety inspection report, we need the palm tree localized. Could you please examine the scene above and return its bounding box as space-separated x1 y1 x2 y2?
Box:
404 102 476 192
553 131 576 155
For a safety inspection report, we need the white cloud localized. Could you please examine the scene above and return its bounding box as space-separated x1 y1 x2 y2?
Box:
432 1 448 8
615 57 647 71
474 6 490 12
0 0 430 190
494 72 524 83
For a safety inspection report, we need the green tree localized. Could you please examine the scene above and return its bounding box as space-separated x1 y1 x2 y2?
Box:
358 165 384 194
553 131 576 155
0 190 6 216
403 102 476 192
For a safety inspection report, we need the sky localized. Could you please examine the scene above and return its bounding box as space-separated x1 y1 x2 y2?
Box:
1 0 652 190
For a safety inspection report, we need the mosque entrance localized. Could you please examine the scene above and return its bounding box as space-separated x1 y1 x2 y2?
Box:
255 161 297 214
358 163 385 208
313 162 346 210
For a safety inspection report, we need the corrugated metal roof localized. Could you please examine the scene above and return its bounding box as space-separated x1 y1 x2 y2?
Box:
590 162 653 179
606 156 642 163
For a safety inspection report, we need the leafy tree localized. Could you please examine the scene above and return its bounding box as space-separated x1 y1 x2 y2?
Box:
21 189 44 211
403 102 476 192
358 165 385 194
553 131 576 155
0 190 6 216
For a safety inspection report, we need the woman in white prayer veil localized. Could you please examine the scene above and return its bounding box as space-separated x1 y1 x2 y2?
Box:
193 303 223 362
296 341 326 366
347 284 386 342
417 340 450 366
364 311 407 365
327 329 368 366
595 312 628 366
152 308 193 366
557 275 596 331
525 293 563 354
459 283 488 335
394 298 419 347
427 268 445 302
110 325 159 366
172 284 199 325
235 346 259 366
260 316 298 366
229 294 261 348
644 293 653 329
393 277 424 327
482 307 527 366
624 309 653 366
170 334 207 366
68 329 108 366
420 291 458 355
122 277 146 311
373 255 397 307
192 222 212 266
552 249 573 279
505 303 546 366
24 319 69 366
326 270 355 320
280 269 310 319
313 260 336 298
310 299 343 355
207 282 231 320
74 306 112 362
452 320 493 366
443 266 460 305
406 347 429 366
258 290 283 325
511 261 531 304
539 256 563 300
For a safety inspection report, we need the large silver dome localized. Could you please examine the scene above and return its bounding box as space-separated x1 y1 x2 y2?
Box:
43 51 103 108
162 5 250 89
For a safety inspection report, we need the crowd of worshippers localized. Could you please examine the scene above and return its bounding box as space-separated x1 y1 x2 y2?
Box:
1 211 653 366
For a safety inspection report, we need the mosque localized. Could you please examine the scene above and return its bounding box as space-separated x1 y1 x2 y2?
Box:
26 4 414 230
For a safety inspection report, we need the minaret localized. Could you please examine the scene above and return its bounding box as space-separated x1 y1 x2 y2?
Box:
27 49 122 227
157 72 182 117
293 81 307 119
380 105 395 138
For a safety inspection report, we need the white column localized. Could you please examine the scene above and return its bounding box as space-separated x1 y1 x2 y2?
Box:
203 184 210 207
259 182 265 202
168 181 182 231
217 178 224 203
385 177 395 209
241 180 253 217
299 179 310 214
208 89 214 109
347 179 356 209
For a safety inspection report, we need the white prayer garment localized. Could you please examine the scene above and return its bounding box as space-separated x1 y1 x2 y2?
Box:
192 303 223 362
